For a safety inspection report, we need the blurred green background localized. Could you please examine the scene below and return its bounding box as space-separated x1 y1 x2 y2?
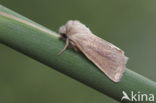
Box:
0 0 156 103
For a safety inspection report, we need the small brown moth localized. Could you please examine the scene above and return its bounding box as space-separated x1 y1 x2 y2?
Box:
58 20 128 82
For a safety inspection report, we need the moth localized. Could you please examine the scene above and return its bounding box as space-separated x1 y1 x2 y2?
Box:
58 20 128 82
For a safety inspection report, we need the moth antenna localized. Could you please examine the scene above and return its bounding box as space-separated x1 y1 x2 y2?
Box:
58 38 69 55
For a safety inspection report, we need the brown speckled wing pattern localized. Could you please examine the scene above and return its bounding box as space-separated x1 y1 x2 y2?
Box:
70 33 128 82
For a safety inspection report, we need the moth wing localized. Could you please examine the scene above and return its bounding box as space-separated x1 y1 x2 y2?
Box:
70 34 128 82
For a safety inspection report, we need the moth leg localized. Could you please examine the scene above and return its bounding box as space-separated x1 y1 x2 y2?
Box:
58 38 69 55
70 41 79 52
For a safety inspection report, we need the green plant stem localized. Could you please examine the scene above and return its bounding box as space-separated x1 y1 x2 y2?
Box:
0 5 155 102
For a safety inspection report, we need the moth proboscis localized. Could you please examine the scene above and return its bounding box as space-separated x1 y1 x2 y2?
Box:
58 20 128 82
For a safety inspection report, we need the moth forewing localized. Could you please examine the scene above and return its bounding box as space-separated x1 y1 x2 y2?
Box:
59 20 128 82
70 33 127 82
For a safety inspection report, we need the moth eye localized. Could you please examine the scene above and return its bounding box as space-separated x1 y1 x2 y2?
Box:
60 33 67 38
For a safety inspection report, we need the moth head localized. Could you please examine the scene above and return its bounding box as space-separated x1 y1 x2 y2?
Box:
59 25 67 39
59 20 92 39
